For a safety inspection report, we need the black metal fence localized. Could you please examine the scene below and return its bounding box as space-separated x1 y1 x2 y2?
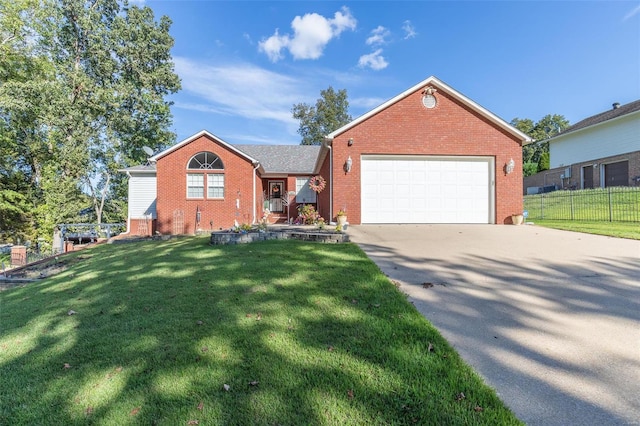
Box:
524 187 640 222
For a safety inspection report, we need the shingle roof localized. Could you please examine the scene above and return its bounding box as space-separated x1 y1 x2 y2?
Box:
234 144 321 174
555 99 640 137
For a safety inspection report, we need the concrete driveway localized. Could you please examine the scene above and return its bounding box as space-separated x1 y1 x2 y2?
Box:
348 224 640 426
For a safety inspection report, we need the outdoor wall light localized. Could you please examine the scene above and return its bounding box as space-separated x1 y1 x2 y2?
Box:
344 156 353 173
348 138 354 146
505 158 515 175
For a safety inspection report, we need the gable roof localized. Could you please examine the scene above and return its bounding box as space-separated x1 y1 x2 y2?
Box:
234 145 320 175
149 130 259 164
325 75 531 144
552 99 640 139
141 129 321 176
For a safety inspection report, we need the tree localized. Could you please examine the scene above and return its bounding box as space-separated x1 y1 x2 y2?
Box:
292 86 352 146
511 114 569 176
0 0 180 242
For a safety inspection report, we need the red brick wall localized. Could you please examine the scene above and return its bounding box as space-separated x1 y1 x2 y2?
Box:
129 218 156 236
325 89 523 224
156 135 258 234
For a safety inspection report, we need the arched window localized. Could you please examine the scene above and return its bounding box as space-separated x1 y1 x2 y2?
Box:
186 152 225 199
187 152 224 170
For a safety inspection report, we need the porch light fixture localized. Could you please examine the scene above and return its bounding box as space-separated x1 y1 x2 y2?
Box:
344 156 353 173
348 138 353 146
505 158 515 175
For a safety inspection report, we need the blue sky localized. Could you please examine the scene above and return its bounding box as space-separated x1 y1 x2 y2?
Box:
139 1 640 145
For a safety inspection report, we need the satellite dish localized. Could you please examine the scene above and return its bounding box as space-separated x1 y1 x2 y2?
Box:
142 146 154 156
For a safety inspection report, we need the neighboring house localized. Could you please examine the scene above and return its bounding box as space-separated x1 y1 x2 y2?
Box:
524 100 640 194
121 76 530 235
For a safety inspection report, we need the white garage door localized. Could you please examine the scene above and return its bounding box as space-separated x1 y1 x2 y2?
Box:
361 156 494 224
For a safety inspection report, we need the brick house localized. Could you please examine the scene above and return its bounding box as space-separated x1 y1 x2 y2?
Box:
524 100 640 194
121 76 530 235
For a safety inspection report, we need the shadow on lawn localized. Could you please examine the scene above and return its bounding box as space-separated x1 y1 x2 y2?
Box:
0 237 511 425
352 232 640 426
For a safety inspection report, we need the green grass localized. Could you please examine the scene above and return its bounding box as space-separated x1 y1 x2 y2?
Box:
524 187 640 222
0 237 521 425
529 220 640 240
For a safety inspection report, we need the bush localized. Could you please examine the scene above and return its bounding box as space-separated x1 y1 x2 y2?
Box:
297 204 321 225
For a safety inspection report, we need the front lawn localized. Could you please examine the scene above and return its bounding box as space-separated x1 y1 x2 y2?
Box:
0 237 521 425
530 220 640 240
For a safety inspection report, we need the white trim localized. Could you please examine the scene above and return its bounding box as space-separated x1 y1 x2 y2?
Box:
186 173 205 199
295 176 317 203
268 180 285 213
549 109 640 143
150 130 259 164
360 155 495 224
326 76 531 144
207 173 225 199
252 162 260 223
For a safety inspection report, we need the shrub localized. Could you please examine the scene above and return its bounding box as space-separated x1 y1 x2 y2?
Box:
297 204 321 225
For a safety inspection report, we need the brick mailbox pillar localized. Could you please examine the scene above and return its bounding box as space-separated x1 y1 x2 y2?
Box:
11 246 27 267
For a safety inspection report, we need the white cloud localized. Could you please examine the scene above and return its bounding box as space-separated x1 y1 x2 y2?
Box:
258 6 357 62
402 20 417 39
623 4 640 21
259 29 290 62
366 26 390 46
358 49 388 71
173 57 302 125
350 96 386 110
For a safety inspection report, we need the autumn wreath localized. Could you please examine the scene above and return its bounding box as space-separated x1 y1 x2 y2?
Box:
309 175 326 193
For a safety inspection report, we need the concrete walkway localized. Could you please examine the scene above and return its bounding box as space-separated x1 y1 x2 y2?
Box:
348 224 640 425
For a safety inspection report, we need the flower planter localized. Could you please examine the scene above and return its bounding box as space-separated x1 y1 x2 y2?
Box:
511 214 524 225
337 215 347 226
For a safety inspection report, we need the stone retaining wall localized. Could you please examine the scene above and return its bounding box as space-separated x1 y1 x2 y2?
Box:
210 230 349 245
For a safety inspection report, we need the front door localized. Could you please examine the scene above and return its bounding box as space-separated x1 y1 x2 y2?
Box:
269 181 284 212
582 165 594 189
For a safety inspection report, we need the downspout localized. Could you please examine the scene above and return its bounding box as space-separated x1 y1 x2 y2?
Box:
327 143 333 222
123 171 132 235
252 162 260 224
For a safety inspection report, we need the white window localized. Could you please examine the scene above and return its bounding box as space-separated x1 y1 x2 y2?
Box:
187 174 204 198
188 152 224 169
296 177 317 203
208 174 225 198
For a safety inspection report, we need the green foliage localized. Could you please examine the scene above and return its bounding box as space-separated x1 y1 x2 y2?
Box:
0 238 521 424
523 162 539 177
531 220 640 240
0 189 32 242
0 0 180 241
512 114 569 175
296 204 321 224
538 151 550 172
292 86 352 145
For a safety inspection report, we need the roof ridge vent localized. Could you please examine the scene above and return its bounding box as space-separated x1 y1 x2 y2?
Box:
612 102 620 109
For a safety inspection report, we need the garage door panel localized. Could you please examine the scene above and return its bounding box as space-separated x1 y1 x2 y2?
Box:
361 157 492 224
